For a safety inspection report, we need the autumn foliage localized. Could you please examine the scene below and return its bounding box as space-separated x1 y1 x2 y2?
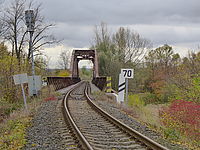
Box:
160 100 200 141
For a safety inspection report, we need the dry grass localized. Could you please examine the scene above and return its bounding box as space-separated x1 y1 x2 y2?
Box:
0 85 57 149
92 91 164 133
138 104 164 128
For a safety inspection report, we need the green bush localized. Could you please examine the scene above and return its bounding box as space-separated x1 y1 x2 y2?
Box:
142 84 175 104
166 76 200 103
0 118 31 149
163 127 180 141
4 104 21 116
141 92 160 105
2 87 19 103
128 94 144 108
186 76 200 102
0 98 22 117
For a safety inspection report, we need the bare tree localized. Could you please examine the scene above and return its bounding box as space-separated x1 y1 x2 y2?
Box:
2 0 58 67
113 27 152 65
27 1 58 60
0 19 4 38
0 0 4 37
58 50 70 70
93 22 112 52
2 0 26 63
92 23 115 76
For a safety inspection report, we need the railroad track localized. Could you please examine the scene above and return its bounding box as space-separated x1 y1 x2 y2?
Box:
62 81 169 150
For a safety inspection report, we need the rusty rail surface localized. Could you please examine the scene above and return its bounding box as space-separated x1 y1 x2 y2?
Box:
62 81 169 150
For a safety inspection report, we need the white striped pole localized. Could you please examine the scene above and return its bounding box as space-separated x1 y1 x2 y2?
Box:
118 73 125 103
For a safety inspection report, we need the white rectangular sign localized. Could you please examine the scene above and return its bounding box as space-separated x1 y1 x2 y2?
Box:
13 73 28 85
121 69 134 79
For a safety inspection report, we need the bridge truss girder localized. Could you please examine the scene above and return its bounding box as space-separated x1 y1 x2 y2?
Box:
70 50 99 78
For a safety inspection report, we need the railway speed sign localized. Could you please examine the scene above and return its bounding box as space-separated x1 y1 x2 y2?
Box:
121 69 134 79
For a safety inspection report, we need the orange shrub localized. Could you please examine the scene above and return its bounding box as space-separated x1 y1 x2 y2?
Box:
160 100 200 140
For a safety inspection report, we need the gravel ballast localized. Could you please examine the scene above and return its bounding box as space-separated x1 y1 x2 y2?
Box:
24 98 79 150
23 82 188 150
24 100 64 149
24 83 80 150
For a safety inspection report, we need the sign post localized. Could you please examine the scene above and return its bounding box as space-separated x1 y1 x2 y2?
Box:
118 73 126 103
121 69 134 103
13 73 28 110
25 10 37 96
125 78 128 103
21 83 27 110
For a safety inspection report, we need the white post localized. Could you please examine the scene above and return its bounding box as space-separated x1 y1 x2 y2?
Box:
118 73 126 103
125 78 128 103
21 83 28 110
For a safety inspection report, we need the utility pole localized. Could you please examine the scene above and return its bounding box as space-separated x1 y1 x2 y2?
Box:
25 10 37 96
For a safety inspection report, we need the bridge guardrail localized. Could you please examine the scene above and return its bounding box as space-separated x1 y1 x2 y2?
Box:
92 76 107 91
47 77 80 90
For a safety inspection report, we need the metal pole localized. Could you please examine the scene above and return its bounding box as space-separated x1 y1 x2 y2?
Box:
125 78 128 103
21 83 28 110
29 31 36 96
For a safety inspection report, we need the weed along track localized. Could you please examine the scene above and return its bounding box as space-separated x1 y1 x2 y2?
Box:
62 81 169 150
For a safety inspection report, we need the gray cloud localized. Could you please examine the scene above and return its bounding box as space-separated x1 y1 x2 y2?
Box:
3 0 200 68
50 23 94 47
32 0 200 51
128 24 200 45
39 0 200 25
18 0 198 68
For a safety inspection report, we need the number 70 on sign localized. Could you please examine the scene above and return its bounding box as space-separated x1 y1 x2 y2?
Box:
121 69 134 78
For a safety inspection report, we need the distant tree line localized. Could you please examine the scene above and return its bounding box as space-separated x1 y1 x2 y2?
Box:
92 23 200 104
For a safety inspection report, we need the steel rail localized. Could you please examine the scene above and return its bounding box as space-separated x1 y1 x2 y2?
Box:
84 82 169 150
62 82 93 150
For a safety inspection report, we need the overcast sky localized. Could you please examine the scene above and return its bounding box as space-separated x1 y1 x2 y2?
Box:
3 0 200 68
